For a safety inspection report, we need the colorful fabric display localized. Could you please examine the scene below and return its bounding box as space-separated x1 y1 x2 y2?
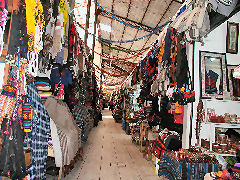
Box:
158 152 221 180
34 80 52 103
151 137 166 159
27 83 50 180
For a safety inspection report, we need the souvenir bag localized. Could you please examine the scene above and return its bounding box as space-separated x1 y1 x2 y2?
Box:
22 97 33 133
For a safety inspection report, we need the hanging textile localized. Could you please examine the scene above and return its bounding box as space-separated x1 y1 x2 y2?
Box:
27 83 50 180
7 4 28 57
72 102 90 144
0 118 26 179
175 33 189 88
25 0 45 76
45 96 81 166
0 0 8 56
25 0 45 52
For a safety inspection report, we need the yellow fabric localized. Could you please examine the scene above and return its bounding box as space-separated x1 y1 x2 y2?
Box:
175 102 180 114
60 0 67 44
158 41 165 63
26 0 45 52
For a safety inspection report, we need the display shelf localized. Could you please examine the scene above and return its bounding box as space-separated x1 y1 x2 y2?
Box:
200 122 240 151
202 122 240 129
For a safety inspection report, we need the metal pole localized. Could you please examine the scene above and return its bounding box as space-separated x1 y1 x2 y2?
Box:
92 0 98 58
84 0 92 47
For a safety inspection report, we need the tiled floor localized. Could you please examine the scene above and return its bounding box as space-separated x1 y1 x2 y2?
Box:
64 109 162 180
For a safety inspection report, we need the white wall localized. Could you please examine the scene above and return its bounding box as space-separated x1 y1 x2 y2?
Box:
0 62 5 89
191 12 240 145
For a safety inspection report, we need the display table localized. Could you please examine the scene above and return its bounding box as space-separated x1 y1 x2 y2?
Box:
139 122 149 152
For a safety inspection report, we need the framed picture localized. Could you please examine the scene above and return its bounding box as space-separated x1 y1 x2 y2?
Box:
226 22 239 54
227 65 237 94
227 65 240 98
199 51 228 99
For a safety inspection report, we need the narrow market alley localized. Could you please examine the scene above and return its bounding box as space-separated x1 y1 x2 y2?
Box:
65 109 160 180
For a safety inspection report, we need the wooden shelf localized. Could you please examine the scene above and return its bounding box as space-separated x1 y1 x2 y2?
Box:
201 122 240 129
200 122 240 151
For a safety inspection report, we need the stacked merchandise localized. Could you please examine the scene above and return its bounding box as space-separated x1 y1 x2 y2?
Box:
129 108 148 143
34 78 52 104
129 121 141 143
72 102 90 144
157 150 222 179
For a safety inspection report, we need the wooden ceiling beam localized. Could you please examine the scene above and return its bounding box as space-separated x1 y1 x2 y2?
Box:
101 41 136 55
103 62 127 73
109 0 115 41
98 11 155 33
141 0 174 50
103 58 137 67
129 0 152 50
103 59 134 72
119 0 132 43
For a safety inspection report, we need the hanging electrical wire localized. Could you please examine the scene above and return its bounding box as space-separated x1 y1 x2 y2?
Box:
78 37 151 61
93 0 166 31
74 20 171 43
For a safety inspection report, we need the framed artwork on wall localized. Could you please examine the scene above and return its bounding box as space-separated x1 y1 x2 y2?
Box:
227 65 240 99
226 22 239 54
199 51 228 99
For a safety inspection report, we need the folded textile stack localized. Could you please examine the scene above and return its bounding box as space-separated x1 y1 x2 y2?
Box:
133 108 146 120
34 81 52 104
158 151 222 180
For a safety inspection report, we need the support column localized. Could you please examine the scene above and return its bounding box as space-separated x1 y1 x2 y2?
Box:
84 0 92 45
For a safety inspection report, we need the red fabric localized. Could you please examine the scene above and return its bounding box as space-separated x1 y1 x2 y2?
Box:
205 77 217 88
151 138 166 159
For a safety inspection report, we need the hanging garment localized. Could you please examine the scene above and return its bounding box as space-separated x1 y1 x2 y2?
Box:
27 83 50 180
50 13 64 58
55 48 64 65
7 5 28 57
50 67 72 87
162 28 172 65
49 119 62 167
72 102 90 144
175 33 189 88
45 96 81 166
0 118 26 179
